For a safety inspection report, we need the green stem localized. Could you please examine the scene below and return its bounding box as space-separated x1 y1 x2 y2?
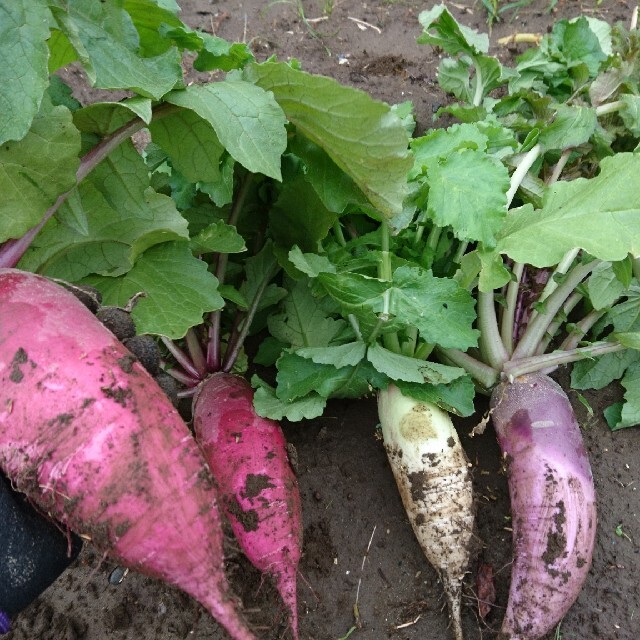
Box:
434 347 499 390
595 100 624 117
535 290 583 354
501 262 525 356
559 308 607 352
348 314 363 341
503 341 625 378
506 144 542 207
333 219 347 247
207 173 253 371
452 240 469 265
402 327 418 357
511 260 599 359
222 262 278 373
478 291 509 369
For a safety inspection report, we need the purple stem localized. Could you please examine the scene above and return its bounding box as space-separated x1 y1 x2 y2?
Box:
185 328 207 378
160 337 202 381
163 366 201 387
0 103 177 269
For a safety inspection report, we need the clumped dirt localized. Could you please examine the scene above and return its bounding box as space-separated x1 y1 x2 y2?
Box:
8 1 640 639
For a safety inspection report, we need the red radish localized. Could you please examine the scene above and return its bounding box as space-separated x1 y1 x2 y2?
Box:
193 372 302 639
0 269 256 640
490 373 596 640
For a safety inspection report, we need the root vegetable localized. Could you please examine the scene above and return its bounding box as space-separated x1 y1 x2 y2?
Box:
0 269 256 640
490 373 596 640
378 383 475 640
193 372 302 639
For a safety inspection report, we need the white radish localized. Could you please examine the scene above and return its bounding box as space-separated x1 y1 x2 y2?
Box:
378 383 475 640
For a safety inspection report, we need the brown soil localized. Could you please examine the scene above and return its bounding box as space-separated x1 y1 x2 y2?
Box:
8 1 640 639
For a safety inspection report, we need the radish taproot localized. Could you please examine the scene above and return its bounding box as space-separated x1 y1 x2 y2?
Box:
378 384 475 640
0 268 256 640
192 372 302 638
490 373 596 640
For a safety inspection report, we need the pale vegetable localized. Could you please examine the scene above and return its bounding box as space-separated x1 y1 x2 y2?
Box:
378 383 475 640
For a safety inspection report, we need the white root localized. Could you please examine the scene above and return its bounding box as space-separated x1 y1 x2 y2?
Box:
378 384 475 640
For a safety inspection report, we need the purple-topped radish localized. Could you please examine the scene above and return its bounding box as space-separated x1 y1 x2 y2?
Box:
490 373 596 639
0 269 256 640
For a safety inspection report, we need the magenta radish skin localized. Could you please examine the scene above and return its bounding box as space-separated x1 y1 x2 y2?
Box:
0 269 256 640
193 373 302 639
490 373 596 640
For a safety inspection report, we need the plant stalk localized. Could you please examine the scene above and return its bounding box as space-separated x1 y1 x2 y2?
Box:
478 291 509 369
434 347 499 390
511 260 599 359
500 262 525 355
0 104 178 269
503 341 626 378
207 173 253 371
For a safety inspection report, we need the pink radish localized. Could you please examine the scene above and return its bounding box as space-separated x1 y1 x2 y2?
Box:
0 268 256 640
490 373 596 640
192 372 302 639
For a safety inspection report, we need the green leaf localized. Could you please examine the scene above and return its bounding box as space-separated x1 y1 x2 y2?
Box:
619 95 640 137
50 0 182 99
244 61 411 219
538 105 597 152
614 333 640 351
0 95 81 243
611 361 640 429
297 342 367 369
551 17 607 77
318 266 478 349
417 4 489 57
570 349 638 390
607 286 640 333
123 0 183 56
366 343 465 384
85 241 224 338
396 375 476 417
48 29 79 73
0 0 51 144
390 266 479 350
73 98 153 135
269 176 337 251
288 246 336 277
496 154 640 267
289 134 370 213
268 277 346 348
251 375 326 421
149 108 225 183
239 241 286 314
275 352 363 401
410 123 488 178
426 148 509 246
165 82 287 180
19 141 188 279
587 262 626 310
190 221 246 255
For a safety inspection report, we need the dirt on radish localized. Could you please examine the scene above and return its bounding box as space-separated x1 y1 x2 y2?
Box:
8 1 640 640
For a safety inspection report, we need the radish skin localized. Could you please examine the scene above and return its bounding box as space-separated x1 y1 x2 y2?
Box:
0 269 256 640
490 373 596 640
193 373 302 639
378 384 475 640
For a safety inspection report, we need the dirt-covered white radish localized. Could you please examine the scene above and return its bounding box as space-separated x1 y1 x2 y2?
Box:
0 269 256 640
378 383 475 640
490 373 596 640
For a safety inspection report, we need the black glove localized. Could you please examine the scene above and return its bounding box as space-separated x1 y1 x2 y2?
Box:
0 473 82 631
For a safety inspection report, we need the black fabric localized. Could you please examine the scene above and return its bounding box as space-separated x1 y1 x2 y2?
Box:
0 474 82 616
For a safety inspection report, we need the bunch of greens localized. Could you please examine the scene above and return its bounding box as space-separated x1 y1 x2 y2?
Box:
255 4 640 430
0 0 411 365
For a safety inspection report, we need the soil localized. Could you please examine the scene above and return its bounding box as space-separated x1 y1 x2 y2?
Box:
7 1 640 639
